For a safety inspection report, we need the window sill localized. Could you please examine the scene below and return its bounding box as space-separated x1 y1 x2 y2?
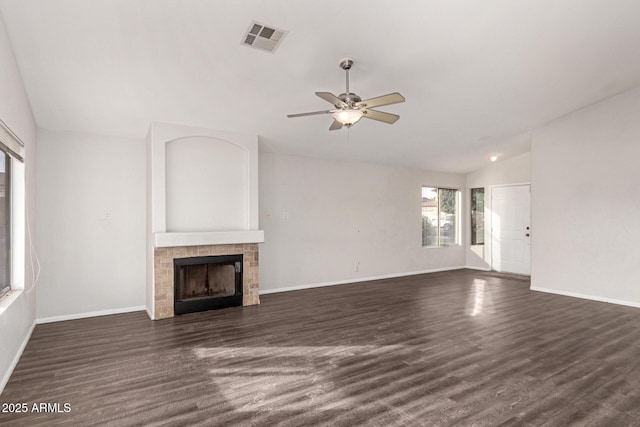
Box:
0 289 23 317
422 244 461 249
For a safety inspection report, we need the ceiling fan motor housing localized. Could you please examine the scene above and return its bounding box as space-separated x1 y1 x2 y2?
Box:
339 58 354 70
338 92 361 108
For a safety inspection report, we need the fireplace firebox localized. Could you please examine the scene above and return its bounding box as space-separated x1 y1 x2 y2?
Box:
174 254 243 315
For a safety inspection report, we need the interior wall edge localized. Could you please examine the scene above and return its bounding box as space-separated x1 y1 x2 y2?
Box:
36 305 147 325
0 319 35 395
530 286 640 309
259 265 468 295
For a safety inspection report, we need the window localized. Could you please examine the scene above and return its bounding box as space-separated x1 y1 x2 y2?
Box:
422 186 460 247
0 118 24 299
471 188 485 245
0 149 9 298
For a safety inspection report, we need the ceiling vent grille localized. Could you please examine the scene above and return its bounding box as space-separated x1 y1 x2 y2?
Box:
242 21 288 53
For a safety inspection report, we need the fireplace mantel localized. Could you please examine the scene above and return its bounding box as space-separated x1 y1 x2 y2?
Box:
155 230 264 247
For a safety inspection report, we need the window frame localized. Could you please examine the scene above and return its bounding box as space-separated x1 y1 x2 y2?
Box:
421 185 461 248
470 187 485 246
0 149 10 299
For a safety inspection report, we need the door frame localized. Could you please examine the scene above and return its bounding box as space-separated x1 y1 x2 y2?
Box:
489 182 531 274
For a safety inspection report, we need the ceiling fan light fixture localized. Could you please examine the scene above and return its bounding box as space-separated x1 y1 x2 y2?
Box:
333 109 363 125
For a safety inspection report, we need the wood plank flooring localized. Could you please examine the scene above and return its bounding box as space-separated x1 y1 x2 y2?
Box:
2 269 640 426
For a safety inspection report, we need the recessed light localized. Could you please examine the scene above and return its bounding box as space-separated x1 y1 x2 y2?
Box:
489 155 498 162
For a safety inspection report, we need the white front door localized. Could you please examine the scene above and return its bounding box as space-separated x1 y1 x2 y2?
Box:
491 185 531 275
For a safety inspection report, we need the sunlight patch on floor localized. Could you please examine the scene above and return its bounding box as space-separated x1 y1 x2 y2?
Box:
468 279 486 317
192 345 407 411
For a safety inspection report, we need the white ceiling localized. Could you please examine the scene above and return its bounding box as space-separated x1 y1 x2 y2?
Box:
2 0 640 173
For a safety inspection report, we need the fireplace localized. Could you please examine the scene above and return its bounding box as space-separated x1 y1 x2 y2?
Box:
174 254 243 315
147 123 264 320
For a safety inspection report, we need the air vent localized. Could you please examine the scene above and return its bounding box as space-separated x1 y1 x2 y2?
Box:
241 21 288 53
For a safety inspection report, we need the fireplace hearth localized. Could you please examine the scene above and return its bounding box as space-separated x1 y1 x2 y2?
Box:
174 254 243 315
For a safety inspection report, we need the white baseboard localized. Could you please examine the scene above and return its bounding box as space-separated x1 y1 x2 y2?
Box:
0 320 36 395
465 265 492 272
530 286 640 309
36 305 147 324
259 266 467 295
145 306 154 320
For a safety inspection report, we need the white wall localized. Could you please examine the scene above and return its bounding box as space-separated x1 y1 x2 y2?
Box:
36 129 146 321
145 128 153 317
465 152 531 270
531 87 640 306
166 136 248 232
0 10 37 393
259 152 466 292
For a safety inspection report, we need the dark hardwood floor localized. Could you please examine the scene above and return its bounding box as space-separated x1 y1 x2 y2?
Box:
2 269 640 426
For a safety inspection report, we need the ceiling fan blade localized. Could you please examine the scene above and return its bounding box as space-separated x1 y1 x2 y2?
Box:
287 110 332 118
356 92 405 109
315 92 347 108
329 120 343 131
363 109 400 124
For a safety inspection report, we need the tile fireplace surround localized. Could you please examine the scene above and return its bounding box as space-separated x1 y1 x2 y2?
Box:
153 243 259 319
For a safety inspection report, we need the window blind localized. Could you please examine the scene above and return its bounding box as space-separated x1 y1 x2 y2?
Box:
0 117 24 162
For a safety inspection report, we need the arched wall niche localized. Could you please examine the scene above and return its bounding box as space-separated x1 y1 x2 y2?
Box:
147 122 260 237
165 135 248 232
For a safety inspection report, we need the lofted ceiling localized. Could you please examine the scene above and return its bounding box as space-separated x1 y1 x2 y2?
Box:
2 0 640 173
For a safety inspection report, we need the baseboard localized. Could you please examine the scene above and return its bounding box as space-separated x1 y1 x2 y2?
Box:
259 266 467 295
530 286 640 309
0 320 36 395
465 265 492 272
36 305 147 324
145 306 154 320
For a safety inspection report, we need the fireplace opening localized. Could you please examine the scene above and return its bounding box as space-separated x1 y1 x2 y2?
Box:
174 254 243 315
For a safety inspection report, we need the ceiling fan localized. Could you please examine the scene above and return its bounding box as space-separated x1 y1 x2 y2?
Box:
287 58 405 130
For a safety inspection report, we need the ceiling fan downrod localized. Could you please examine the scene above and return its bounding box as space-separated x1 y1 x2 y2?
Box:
339 57 354 102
